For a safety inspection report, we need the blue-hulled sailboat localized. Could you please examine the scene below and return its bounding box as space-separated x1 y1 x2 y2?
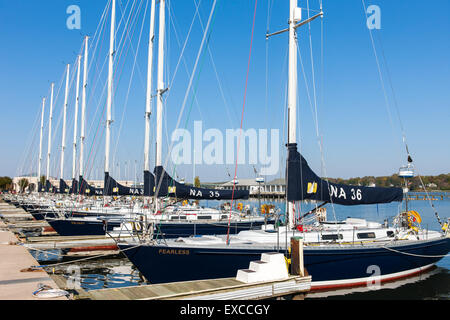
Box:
117 0 450 290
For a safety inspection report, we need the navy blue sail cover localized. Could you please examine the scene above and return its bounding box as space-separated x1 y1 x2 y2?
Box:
44 180 56 193
70 179 78 194
154 166 249 200
286 143 403 205
58 179 71 194
78 176 104 196
103 172 145 196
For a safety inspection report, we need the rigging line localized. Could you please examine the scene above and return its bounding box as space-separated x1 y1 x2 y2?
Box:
109 0 140 127
112 0 148 164
87 0 111 74
154 0 218 198
415 173 444 227
167 0 202 95
226 0 258 245
375 30 410 158
107 0 145 171
117 0 147 92
360 0 440 223
189 0 234 128
57 56 81 179
165 0 208 148
191 0 236 127
306 0 320 142
31 69 67 178
360 0 397 139
19 103 41 177
264 0 273 140
17 98 43 176
85 8 110 106
84 77 109 176
164 0 220 196
296 36 338 224
320 0 324 152
47 60 78 180
305 0 333 221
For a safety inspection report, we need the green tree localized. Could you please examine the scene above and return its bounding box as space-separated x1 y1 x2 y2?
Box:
0 177 12 191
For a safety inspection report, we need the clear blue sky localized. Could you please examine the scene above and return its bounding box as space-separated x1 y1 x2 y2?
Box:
0 0 449 183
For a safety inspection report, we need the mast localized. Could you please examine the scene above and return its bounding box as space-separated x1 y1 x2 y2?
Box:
156 0 165 168
79 36 89 179
287 0 300 230
266 1 322 231
105 0 116 179
38 97 46 189
154 0 166 210
60 64 70 181
144 0 156 174
72 55 81 181
46 83 54 182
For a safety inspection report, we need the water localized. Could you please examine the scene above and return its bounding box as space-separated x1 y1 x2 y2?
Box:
36 196 450 299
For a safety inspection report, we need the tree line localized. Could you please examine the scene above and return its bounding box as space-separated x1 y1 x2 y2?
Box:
327 173 450 191
0 177 12 191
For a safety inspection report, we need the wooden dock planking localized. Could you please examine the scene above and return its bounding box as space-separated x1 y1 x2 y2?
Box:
84 276 311 300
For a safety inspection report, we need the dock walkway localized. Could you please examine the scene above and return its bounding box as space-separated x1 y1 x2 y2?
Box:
0 220 67 300
83 275 311 300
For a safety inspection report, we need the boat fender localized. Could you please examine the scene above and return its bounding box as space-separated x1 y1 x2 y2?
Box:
284 256 291 273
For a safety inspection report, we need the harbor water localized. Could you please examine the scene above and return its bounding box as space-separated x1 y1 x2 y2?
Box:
34 196 450 299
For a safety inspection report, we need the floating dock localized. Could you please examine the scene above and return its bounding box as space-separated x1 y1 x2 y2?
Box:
80 275 311 300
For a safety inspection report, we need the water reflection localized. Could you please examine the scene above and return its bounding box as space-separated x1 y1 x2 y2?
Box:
48 258 147 291
305 267 450 300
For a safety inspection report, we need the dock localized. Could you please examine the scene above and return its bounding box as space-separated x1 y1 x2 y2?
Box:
81 275 311 300
0 199 125 300
0 219 67 300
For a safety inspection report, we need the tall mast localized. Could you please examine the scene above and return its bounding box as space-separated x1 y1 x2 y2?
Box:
287 0 300 230
72 55 81 180
38 97 46 186
105 0 116 177
46 83 54 180
60 64 70 180
144 0 156 174
79 36 89 178
156 0 165 168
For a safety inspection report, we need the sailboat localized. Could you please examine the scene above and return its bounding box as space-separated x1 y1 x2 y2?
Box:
117 0 450 290
41 0 270 237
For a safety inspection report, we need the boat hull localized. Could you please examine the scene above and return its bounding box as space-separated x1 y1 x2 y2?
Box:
46 219 121 236
118 237 450 290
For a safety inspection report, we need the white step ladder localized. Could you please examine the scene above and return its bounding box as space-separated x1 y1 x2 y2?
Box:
236 252 289 283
